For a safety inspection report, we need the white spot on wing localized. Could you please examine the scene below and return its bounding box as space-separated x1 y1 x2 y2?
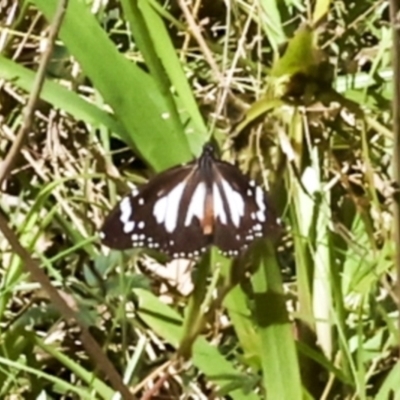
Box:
153 196 167 224
153 182 186 232
123 221 135 233
165 182 186 232
185 182 206 226
255 186 266 222
253 223 262 231
255 186 265 210
256 211 266 222
120 197 132 224
220 179 244 227
213 183 227 224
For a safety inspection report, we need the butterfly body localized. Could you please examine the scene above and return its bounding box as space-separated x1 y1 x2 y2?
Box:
100 144 279 258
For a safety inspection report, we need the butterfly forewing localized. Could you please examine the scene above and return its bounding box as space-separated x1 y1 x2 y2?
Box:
210 160 276 256
100 162 210 257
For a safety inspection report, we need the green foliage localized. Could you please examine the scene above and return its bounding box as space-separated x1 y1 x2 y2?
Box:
0 0 397 398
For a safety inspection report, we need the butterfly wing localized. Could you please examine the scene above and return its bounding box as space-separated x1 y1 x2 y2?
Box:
210 160 279 256
100 162 211 258
101 144 280 259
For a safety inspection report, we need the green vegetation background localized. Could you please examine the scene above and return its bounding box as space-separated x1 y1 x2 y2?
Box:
0 0 397 399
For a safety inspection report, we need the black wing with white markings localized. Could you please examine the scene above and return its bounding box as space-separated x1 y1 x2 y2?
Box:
100 144 280 258
100 162 211 258
210 159 276 256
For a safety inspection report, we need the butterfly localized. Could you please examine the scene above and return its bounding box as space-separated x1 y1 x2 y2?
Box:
100 143 280 258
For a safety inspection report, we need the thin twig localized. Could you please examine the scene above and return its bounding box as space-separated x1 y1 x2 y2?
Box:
389 0 400 354
177 0 248 126
0 0 66 187
178 0 222 82
140 371 171 400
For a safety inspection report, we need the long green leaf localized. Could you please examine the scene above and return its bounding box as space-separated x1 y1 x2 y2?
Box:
251 240 302 399
0 55 126 136
32 0 193 171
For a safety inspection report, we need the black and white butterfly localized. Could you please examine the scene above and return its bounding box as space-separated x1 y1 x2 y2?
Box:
100 143 279 258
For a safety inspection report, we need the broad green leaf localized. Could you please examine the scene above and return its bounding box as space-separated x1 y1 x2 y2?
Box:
270 25 317 79
123 0 206 154
251 240 302 400
32 0 193 171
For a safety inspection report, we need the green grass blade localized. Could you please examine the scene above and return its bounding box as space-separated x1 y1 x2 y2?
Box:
32 0 193 170
251 240 302 400
121 0 206 155
0 55 126 136
136 288 260 400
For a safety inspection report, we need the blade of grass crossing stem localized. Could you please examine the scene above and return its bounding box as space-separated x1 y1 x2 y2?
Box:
0 56 126 138
136 288 259 400
32 0 193 171
0 357 98 399
34 336 114 399
0 187 58 318
251 239 302 400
